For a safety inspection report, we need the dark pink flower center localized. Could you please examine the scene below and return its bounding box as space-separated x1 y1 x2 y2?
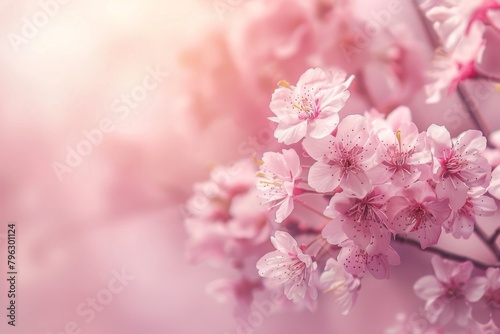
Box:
459 200 474 217
383 146 413 174
468 0 500 32
441 150 466 179
334 145 364 177
285 259 307 279
444 282 464 300
294 96 321 120
485 289 500 308
409 205 432 231
347 195 386 223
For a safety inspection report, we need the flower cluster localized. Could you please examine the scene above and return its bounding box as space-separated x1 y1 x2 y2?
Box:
253 66 498 318
183 159 274 313
385 256 500 333
423 0 500 102
180 0 500 330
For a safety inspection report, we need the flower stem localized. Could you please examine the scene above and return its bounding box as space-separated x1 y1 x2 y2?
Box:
315 240 340 260
295 198 329 220
394 235 496 271
305 234 325 249
490 228 500 244
475 69 500 83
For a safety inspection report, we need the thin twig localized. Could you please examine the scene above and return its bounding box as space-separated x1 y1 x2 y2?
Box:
490 228 500 244
295 198 329 220
394 235 495 271
474 225 500 261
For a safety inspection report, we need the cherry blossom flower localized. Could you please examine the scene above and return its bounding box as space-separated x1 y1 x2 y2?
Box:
365 105 413 133
269 67 354 144
425 22 485 103
256 231 318 303
185 160 270 265
386 181 451 249
424 0 491 49
489 166 500 200
443 188 497 239
227 0 318 97
360 26 429 113
375 121 432 186
256 149 303 223
473 268 500 327
206 278 263 315
384 312 442 334
484 130 500 167
323 186 392 255
320 258 361 315
337 240 401 280
427 125 491 210
303 114 379 197
414 256 487 327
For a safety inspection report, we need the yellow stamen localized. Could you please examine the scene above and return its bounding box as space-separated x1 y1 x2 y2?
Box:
395 130 402 151
494 83 500 94
259 180 283 187
253 153 264 166
324 281 346 294
278 80 292 89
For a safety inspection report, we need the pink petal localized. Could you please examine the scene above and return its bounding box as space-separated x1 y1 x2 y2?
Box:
471 195 497 217
454 130 487 156
282 148 302 179
365 229 392 258
324 193 355 217
464 277 487 302
431 256 456 283
367 254 390 280
460 156 491 188
322 218 348 245
414 275 443 301
436 176 468 210
274 117 308 145
275 196 294 223
386 196 413 233
270 231 297 253
386 106 412 131
270 87 294 117
415 222 441 249
308 162 342 193
342 217 371 250
341 170 371 198
338 244 366 277
404 181 436 203
489 166 500 200
308 114 339 139
427 124 452 157
454 300 472 327
302 135 334 162
335 114 371 151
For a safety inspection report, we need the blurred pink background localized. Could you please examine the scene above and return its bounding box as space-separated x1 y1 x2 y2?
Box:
0 0 499 333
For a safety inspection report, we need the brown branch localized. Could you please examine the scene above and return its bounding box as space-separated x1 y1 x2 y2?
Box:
490 228 500 244
474 225 500 261
394 235 496 271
